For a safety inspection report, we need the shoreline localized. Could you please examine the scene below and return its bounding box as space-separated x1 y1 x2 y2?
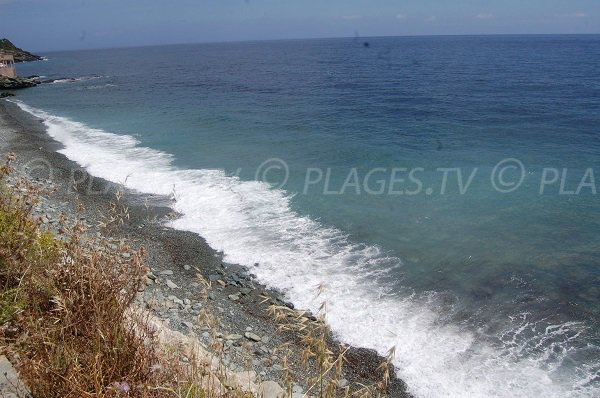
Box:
0 99 410 396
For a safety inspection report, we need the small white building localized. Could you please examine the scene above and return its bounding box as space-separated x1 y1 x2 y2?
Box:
0 52 17 78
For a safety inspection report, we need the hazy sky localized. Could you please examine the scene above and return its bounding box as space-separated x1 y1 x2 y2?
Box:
1 0 599 52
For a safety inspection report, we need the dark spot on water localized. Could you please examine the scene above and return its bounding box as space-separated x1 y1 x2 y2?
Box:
473 286 494 301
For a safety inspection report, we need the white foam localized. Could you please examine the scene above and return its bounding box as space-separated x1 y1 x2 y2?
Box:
80 84 118 90
13 101 599 398
50 75 106 84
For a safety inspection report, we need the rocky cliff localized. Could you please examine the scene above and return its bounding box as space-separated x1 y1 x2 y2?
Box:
0 38 43 62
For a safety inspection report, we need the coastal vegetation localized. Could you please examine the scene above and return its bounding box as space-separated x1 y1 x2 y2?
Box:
0 153 178 397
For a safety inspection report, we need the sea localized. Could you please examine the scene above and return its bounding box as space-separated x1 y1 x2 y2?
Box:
10 35 600 397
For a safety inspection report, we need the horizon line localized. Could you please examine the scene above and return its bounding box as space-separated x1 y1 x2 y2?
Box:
31 32 600 54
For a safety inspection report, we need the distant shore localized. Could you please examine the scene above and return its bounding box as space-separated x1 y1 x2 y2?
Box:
0 99 410 396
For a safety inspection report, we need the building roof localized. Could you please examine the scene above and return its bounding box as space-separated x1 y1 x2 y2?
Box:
0 52 15 61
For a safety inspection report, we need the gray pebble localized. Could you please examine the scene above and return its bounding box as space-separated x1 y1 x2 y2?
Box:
166 279 178 289
244 332 262 342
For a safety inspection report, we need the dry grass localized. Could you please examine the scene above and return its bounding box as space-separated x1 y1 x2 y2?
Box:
0 154 187 397
269 302 392 398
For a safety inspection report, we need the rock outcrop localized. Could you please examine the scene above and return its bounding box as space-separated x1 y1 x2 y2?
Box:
0 76 38 90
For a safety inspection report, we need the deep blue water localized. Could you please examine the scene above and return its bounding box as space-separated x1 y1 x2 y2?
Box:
12 35 600 397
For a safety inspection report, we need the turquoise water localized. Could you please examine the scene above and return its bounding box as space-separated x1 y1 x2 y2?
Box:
12 35 600 397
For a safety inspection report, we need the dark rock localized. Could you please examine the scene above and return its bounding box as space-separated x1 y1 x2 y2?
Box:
0 92 15 98
344 347 411 397
0 76 38 90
